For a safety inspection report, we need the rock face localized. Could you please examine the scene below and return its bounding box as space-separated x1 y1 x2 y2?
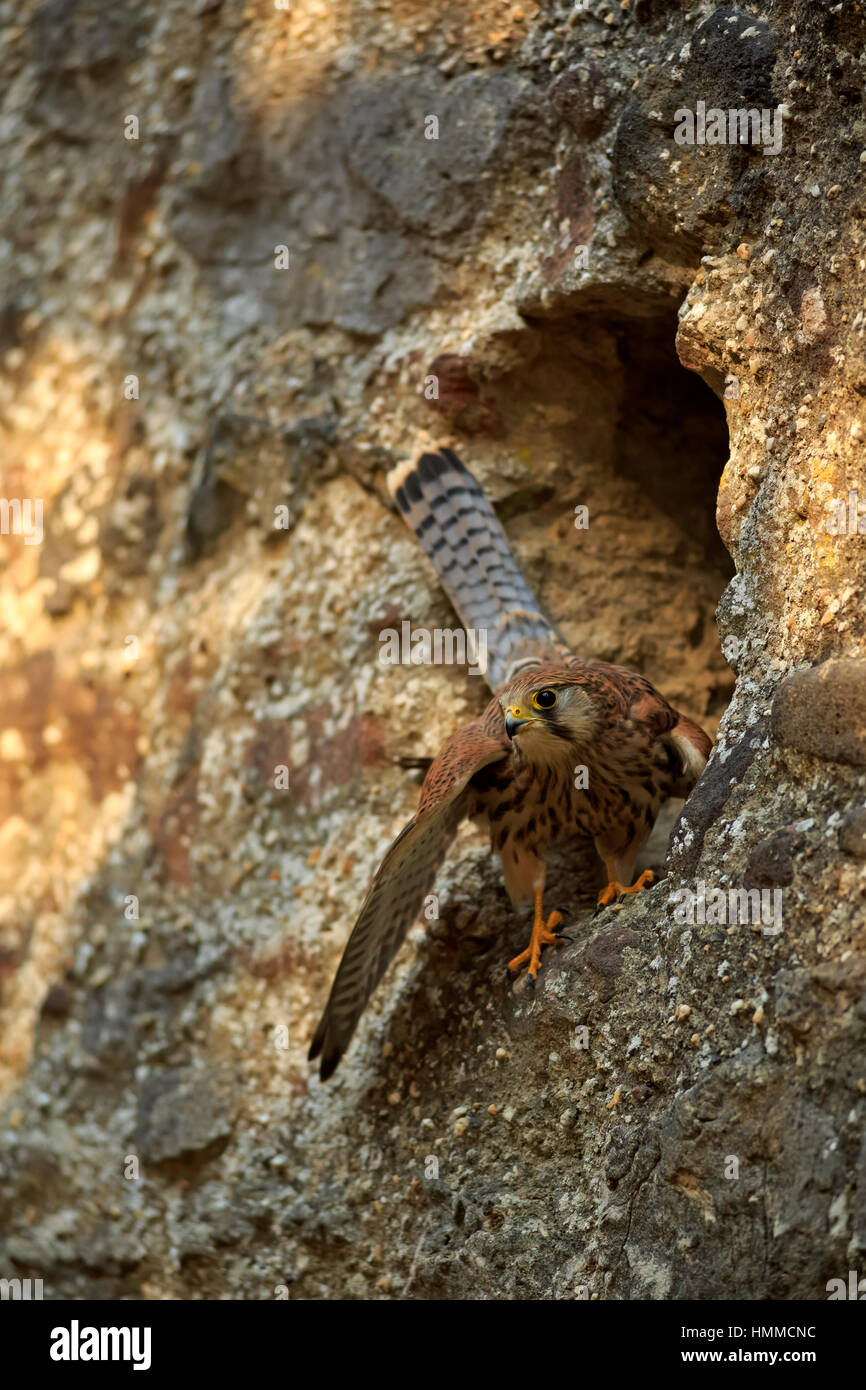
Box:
0 0 864 1301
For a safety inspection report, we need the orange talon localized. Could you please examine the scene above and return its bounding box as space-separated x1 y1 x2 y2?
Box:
596 867 655 909
508 892 565 980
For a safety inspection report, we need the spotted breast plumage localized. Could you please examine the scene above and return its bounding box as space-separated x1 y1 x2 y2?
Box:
308 446 711 1080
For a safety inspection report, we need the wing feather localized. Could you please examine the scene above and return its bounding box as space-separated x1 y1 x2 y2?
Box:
664 716 712 794
309 711 508 1079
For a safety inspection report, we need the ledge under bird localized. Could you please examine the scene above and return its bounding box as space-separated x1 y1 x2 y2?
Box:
309 446 711 1080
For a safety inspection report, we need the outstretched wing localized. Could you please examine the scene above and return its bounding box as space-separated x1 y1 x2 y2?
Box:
309 706 509 1080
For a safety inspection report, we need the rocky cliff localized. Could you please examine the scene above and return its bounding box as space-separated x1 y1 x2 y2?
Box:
0 0 864 1299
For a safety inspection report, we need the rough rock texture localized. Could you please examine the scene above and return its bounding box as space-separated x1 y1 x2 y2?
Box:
0 0 864 1300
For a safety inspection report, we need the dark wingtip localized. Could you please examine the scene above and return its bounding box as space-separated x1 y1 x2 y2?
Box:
308 1021 324 1062
309 1019 342 1080
318 1049 341 1082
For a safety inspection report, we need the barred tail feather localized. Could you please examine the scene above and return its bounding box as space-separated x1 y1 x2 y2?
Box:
387 447 564 689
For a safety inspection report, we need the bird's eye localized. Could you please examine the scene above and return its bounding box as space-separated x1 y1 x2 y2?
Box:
532 689 557 710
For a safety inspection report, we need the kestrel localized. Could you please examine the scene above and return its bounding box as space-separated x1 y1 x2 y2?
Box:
309 447 711 1079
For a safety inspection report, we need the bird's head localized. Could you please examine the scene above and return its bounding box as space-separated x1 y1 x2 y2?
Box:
499 669 599 764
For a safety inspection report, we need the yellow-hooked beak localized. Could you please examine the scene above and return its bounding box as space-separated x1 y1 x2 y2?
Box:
504 705 534 740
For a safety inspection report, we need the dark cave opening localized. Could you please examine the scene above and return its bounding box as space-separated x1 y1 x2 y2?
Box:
467 307 735 732
612 314 734 590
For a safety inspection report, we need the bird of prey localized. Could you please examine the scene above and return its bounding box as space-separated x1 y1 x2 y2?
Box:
309 447 711 1079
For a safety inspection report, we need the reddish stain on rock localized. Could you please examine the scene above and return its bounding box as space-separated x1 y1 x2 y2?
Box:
152 764 199 886
240 939 316 981
548 67 610 140
302 708 365 801
0 652 140 826
167 655 202 716
540 153 595 283
367 604 402 641
245 720 292 785
358 715 385 766
424 354 503 437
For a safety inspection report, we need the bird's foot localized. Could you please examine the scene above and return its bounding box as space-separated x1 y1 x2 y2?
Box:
594 869 654 914
508 910 565 983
